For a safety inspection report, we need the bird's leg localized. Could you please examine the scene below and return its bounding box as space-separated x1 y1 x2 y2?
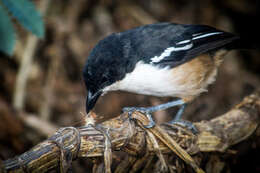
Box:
123 99 197 133
123 99 185 128
172 104 186 121
143 99 185 112
168 104 198 134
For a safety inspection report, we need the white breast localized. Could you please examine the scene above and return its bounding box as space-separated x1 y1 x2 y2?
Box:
103 53 220 100
103 61 188 97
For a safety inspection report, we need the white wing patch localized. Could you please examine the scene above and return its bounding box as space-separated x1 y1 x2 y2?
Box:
176 39 191 45
150 31 223 64
151 43 193 63
192 32 223 40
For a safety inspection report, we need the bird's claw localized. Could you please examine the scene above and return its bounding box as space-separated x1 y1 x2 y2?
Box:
122 107 155 128
122 107 148 114
168 119 198 134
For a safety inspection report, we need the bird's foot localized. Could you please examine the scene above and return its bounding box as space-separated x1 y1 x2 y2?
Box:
122 107 148 114
168 119 198 134
122 107 156 128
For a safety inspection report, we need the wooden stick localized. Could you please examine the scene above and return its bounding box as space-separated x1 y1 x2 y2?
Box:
1 92 259 173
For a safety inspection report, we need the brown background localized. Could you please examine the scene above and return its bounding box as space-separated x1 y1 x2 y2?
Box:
0 0 259 172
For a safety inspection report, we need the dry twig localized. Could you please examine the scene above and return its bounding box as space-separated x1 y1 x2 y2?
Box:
1 91 259 173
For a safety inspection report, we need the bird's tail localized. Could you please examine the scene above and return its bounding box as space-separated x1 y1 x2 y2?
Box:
225 36 257 50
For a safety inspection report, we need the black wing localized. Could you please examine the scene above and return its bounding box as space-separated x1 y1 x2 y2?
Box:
121 23 239 68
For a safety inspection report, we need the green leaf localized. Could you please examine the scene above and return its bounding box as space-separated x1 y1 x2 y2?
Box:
1 0 44 38
0 5 16 56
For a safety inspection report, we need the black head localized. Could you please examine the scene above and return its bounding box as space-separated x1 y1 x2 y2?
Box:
83 33 136 113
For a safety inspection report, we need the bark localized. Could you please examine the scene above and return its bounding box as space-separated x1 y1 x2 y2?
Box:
1 92 259 173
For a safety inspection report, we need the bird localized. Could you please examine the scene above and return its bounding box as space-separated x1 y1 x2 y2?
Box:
83 22 242 130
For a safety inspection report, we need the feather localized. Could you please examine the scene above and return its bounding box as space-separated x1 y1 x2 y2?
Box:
120 23 239 68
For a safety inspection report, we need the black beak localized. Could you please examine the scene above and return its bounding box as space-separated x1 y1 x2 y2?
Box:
86 90 102 113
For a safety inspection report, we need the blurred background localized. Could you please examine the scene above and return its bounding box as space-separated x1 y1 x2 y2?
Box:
0 0 259 172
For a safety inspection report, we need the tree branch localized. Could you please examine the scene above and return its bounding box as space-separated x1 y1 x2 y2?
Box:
1 92 259 173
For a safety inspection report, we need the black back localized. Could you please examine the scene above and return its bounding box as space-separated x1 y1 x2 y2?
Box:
120 23 239 68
